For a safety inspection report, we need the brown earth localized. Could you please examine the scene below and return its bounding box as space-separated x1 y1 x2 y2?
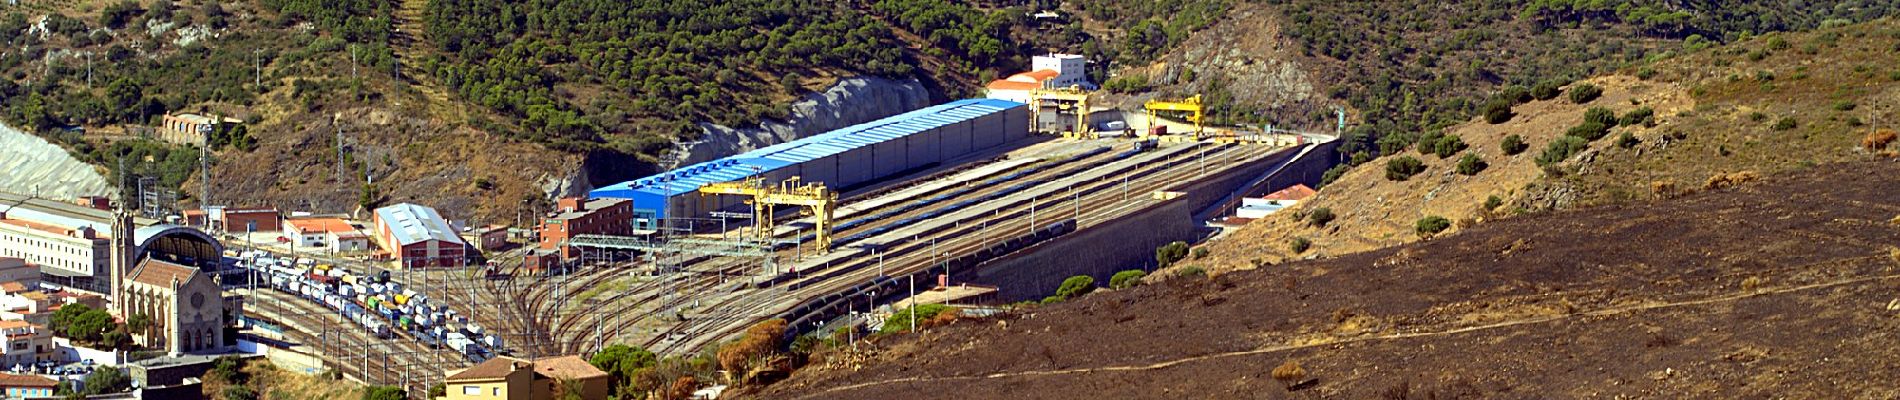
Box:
749 158 1900 399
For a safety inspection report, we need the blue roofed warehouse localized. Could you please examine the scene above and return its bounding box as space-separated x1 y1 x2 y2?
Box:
590 99 1030 230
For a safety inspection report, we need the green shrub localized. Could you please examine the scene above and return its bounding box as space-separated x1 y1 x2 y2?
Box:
1055 275 1096 299
1620 107 1655 126
1385 156 1426 181
1318 164 1349 188
1615 131 1639 148
1567 121 1612 141
881 303 952 332
1531 80 1564 101
1156 241 1190 268
224 386 257 400
1636 66 1657 80
1455 153 1487 175
1568 83 1602 104
1833 100 1857 111
1483 195 1503 211
1289 237 1311 253
1536 136 1591 166
1307 207 1336 227
1176 266 1206 279
1499 85 1532 104
1583 107 1618 127
1747 111 1768 122
1772 117 1797 131
1109 270 1147 289
1415 216 1452 237
1192 247 1210 259
1500 134 1528 155
1432 135 1467 158
1481 99 1515 124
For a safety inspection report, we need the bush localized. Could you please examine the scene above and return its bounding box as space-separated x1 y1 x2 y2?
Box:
1615 131 1640 148
1455 154 1487 175
1271 360 1307 387
1499 85 1532 104
1431 135 1467 158
1531 80 1564 101
1155 241 1190 268
1772 117 1797 131
1415 216 1452 237
1567 121 1612 141
1483 195 1503 211
1481 99 1514 124
1583 107 1618 127
1536 136 1591 166
224 387 257 400
882 304 951 332
1833 100 1856 111
1056 275 1096 299
1568 83 1602 104
1619 107 1655 126
1192 247 1210 259
1289 237 1311 254
1307 207 1335 227
1385 156 1426 181
1500 134 1528 155
1109 270 1147 289
1864 130 1897 150
1176 266 1206 279
1318 164 1350 188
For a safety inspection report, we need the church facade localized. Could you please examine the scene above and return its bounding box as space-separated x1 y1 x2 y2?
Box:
108 206 237 354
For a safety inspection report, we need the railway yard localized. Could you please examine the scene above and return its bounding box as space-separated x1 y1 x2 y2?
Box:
229 135 1309 393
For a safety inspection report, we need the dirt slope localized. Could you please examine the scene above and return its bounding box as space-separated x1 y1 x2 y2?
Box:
753 157 1900 399
1196 19 1900 274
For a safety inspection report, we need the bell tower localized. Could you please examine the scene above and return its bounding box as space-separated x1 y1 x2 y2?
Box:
109 192 136 314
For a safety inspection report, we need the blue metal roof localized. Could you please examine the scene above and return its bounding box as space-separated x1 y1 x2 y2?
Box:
590 98 1025 213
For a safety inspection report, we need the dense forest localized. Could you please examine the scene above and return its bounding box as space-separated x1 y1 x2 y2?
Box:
422 0 917 155
1266 0 1900 158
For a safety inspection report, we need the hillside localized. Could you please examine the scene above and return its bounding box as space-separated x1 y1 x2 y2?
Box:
0 0 1248 220
742 17 1900 399
1196 18 1900 273
754 157 1900 399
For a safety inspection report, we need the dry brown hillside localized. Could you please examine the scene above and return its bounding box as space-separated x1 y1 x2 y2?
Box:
1194 19 1900 274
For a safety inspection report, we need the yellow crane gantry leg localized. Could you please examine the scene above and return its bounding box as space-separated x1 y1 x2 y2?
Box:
1144 95 1205 137
1030 86 1094 139
697 176 839 254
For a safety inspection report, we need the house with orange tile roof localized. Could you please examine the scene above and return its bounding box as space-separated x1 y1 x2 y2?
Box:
441 355 608 400
0 320 54 367
283 217 371 253
0 372 55 398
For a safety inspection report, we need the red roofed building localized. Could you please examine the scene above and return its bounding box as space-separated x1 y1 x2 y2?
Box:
1263 184 1317 203
984 69 1062 104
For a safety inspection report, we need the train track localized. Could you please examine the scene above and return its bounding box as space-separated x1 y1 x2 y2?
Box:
657 142 1284 354
249 290 467 394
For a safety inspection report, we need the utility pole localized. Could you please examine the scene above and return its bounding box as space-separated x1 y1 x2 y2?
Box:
254 49 262 90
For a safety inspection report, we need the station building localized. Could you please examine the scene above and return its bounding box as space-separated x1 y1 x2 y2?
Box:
590 98 1029 230
373 203 468 268
535 197 634 258
0 192 223 294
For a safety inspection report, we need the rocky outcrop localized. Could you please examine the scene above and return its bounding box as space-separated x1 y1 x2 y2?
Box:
0 123 112 199
673 76 931 169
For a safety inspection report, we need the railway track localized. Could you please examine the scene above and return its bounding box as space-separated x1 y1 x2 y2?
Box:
657 142 1284 354
249 290 467 394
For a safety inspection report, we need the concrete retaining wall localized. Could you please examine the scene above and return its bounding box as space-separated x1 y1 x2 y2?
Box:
963 144 1304 302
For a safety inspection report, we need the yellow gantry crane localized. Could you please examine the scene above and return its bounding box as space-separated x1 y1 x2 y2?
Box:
697 176 839 254
1029 86 1094 139
1143 95 1205 136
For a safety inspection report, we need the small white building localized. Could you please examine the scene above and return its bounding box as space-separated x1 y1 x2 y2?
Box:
984 54 1093 104
1032 54 1090 89
1235 184 1316 219
282 218 371 253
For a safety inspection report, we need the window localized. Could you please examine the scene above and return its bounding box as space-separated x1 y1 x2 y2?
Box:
492 388 501 396
462 386 480 395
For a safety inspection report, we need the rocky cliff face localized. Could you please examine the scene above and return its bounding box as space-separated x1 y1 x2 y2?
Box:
0 124 111 199
673 76 932 169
